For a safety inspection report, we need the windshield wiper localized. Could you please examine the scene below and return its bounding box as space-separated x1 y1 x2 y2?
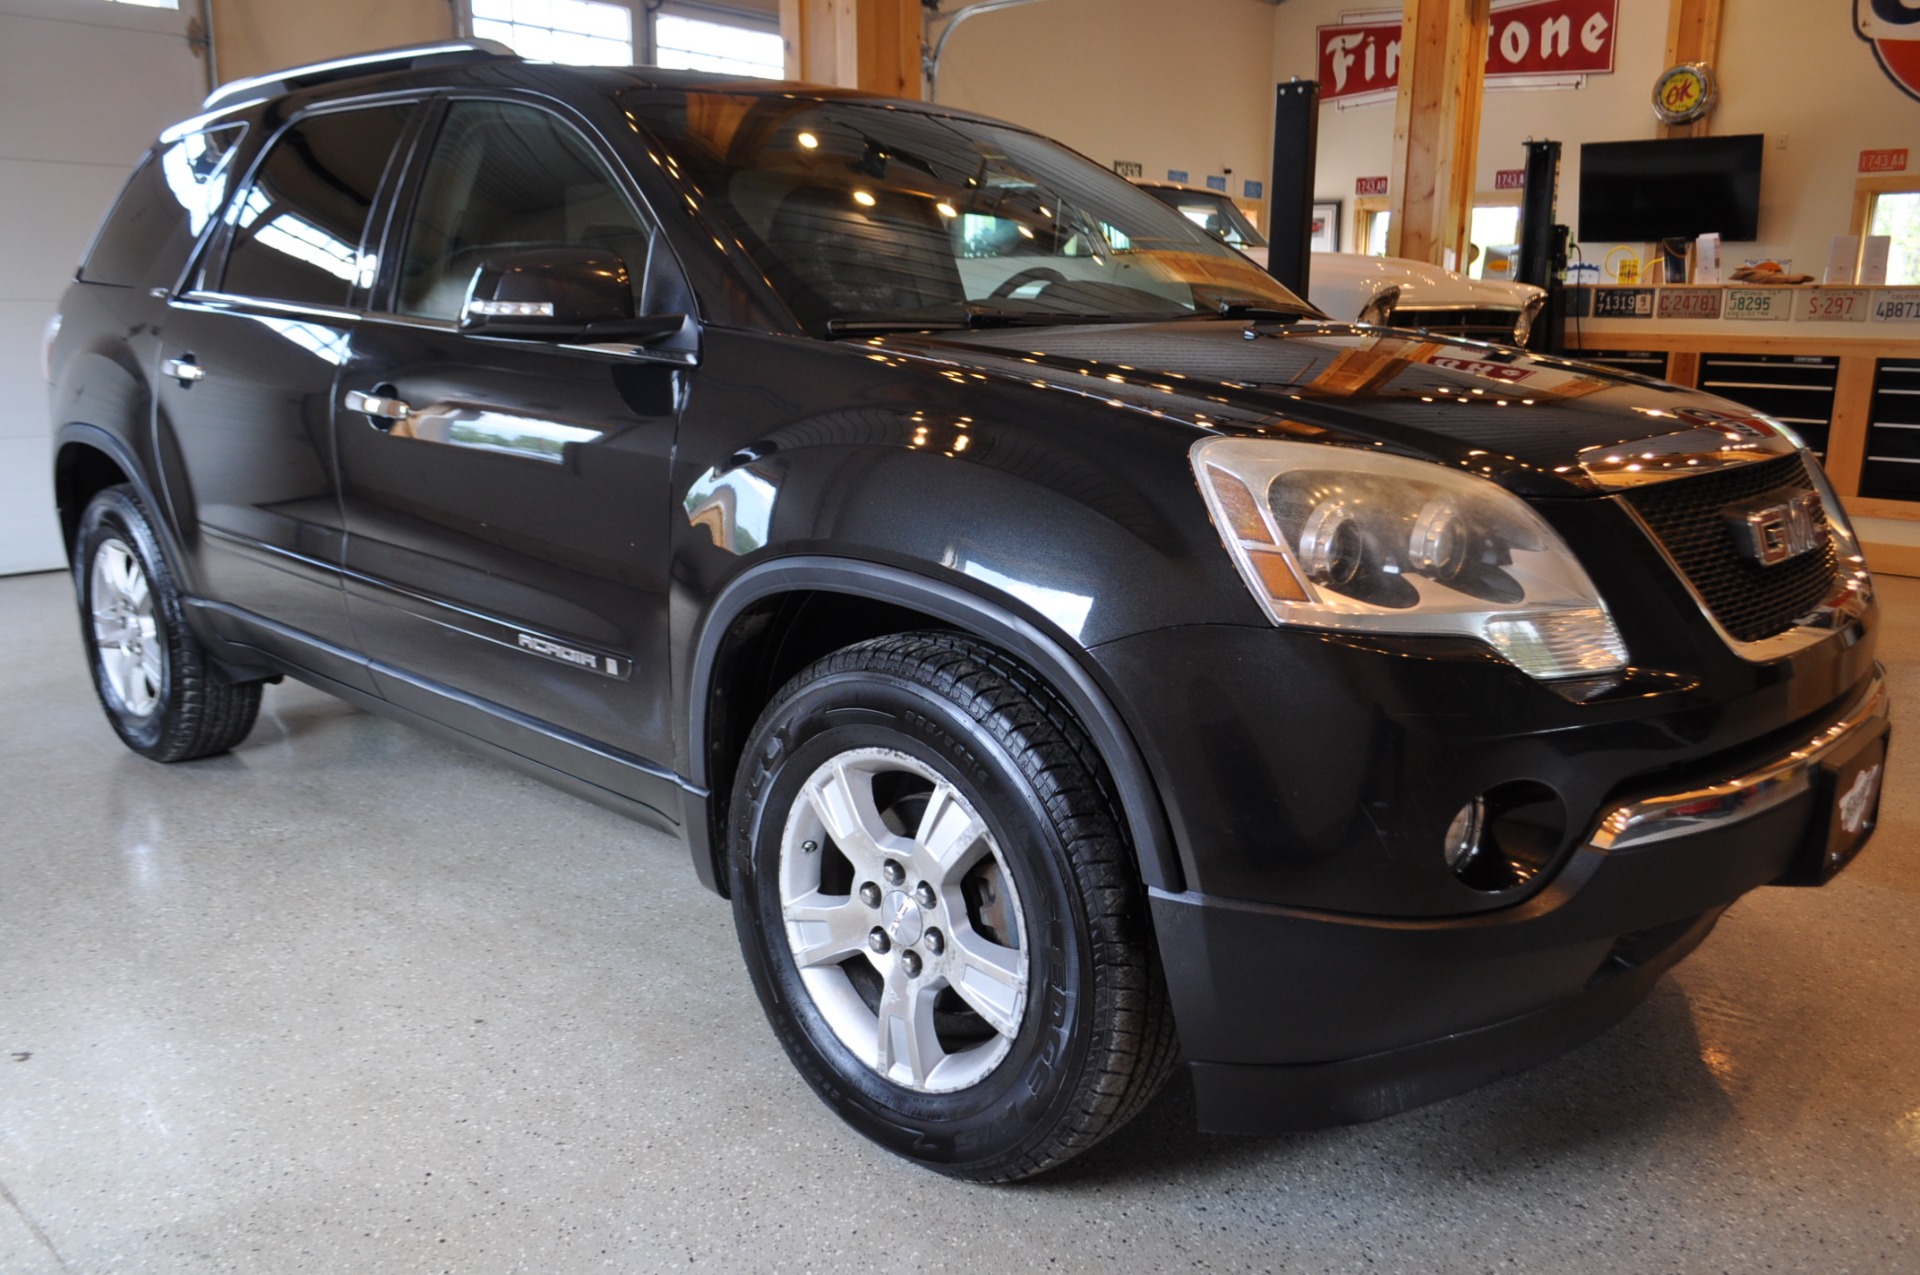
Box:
1201 299 1316 322
825 307 1181 337
824 318 970 337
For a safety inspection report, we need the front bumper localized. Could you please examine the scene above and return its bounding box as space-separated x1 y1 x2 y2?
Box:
1145 667 1890 1134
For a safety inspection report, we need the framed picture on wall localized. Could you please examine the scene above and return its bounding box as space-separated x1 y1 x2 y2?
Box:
1310 201 1341 253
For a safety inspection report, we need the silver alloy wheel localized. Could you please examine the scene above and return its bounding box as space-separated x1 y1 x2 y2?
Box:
779 746 1028 1093
90 537 163 719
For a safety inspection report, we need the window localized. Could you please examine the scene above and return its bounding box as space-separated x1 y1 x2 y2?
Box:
1359 204 1390 256
81 124 243 287
1467 204 1521 279
219 106 413 308
653 11 784 79
471 0 633 66
1867 191 1920 286
396 100 652 321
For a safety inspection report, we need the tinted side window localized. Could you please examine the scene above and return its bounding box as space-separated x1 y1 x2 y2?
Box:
220 106 413 308
395 100 651 320
80 125 245 287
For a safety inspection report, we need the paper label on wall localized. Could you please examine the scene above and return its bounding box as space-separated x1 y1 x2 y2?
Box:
1657 288 1723 320
1694 234 1721 284
1860 236 1893 287
1723 288 1795 321
1592 288 1654 318
1794 289 1870 322
1872 290 1920 323
1824 235 1861 285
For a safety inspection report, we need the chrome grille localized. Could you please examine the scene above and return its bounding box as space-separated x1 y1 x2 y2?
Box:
1623 453 1839 643
1386 306 1522 342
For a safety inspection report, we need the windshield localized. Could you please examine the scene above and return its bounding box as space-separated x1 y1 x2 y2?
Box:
1138 186 1268 250
623 92 1309 332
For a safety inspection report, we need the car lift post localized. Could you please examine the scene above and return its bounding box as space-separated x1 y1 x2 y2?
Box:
1267 78 1320 301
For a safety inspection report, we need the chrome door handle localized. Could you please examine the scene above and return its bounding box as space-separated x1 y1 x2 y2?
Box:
344 388 413 427
163 356 204 386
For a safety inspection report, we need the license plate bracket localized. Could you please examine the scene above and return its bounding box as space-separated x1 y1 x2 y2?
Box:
1775 721 1890 886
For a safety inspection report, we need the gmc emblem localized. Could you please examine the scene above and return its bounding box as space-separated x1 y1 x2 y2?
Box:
1726 489 1829 566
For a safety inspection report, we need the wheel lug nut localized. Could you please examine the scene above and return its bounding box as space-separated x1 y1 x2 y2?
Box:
882 859 905 885
914 882 937 910
859 882 881 908
868 927 890 955
924 928 944 956
901 950 922 977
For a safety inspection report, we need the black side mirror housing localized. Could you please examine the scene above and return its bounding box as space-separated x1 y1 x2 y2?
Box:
461 247 692 348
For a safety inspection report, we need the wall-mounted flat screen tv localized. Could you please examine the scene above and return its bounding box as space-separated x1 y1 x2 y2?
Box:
1578 134 1763 243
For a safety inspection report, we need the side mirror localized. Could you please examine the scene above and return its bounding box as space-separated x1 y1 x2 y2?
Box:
461 248 687 343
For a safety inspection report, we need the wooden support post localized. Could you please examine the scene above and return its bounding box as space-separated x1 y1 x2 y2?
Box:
1387 0 1488 269
1657 0 1723 138
780 0 922 97
1825 356 1878 499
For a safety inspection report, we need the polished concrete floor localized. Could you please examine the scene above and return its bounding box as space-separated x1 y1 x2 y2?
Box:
2 567 1917 1275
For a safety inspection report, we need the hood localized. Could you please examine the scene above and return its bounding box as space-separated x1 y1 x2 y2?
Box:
1308 254 1546 314
869 319 1789 499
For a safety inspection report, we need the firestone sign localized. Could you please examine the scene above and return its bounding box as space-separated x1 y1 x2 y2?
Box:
1319 0 1618 104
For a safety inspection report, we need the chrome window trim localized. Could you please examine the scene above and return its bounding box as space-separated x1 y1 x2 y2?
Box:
169 291 365 324
1587 668 1889 853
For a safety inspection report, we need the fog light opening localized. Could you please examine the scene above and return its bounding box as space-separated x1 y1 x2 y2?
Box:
1444 782 1566 893
1444 798 1486 873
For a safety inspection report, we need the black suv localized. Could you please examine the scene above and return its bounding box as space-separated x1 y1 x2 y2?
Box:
48 41 1890 1182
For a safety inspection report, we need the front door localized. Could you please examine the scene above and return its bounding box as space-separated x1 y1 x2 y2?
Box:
335 98 683 814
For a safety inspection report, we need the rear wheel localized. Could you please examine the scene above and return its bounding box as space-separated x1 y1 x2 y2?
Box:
729 632 1176 1181
75 485 261 761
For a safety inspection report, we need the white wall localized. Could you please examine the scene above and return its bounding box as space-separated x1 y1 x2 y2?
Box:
936 0 1280 200
1274 1 1920 272
2 0 207 575
1273 0 1667 257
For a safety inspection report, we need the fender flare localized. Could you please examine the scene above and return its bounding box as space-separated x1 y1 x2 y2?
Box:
686 555 1184 894
52 422 181 576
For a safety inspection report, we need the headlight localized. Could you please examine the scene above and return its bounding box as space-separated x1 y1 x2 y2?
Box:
1513 292 1546 345
1356 286 1399 326
1192 437 1628 681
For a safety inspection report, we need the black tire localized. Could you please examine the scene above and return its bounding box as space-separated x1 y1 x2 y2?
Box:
729 632 1176 1182
74 485 262 762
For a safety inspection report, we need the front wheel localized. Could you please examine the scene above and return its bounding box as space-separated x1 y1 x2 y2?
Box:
729 633 1176 1181
75 485 262 761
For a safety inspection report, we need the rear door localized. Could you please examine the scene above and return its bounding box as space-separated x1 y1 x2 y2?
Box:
335 97 685 813
159 100 418 675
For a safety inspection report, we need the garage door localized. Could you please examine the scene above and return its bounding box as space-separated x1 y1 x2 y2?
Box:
1 0 206 574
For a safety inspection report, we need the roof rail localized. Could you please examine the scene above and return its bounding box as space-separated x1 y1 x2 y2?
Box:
202 39 518 113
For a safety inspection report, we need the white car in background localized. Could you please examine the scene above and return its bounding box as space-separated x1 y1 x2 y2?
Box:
1137 181 1547 345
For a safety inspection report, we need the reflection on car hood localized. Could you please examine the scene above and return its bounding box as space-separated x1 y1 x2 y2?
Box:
871 319 1779 498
